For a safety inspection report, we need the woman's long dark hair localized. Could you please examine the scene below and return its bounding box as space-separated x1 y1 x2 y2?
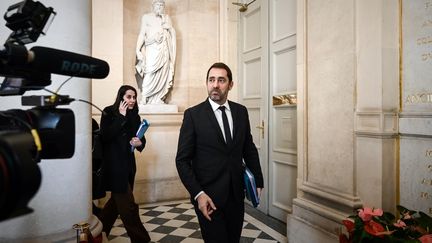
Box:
112 85 139 115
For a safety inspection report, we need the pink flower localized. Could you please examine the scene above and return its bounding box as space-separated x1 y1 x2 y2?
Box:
393 219 406 228
419 234 432 243
364 220 386 237
339 234 350 243
358 207 383 222
342 219 355 233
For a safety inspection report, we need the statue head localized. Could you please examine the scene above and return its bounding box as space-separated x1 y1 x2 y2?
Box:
152 0 165 15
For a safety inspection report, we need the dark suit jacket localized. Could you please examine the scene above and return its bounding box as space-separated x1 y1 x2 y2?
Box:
176 99 264 207
100 105 146 193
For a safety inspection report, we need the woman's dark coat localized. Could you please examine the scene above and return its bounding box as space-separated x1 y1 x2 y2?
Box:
100 105 145 193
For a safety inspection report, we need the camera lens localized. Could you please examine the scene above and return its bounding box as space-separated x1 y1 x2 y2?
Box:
0 131 41 221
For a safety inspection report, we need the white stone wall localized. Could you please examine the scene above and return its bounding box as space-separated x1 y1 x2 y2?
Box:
288 0 400 241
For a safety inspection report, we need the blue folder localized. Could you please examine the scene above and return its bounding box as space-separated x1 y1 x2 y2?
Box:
131 119 150 152
244 166 259 207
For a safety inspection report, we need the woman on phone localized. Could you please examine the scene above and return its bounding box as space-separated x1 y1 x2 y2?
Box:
99 85 150 242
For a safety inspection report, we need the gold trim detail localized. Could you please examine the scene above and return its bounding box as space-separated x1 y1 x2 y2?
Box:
272 94 297 105
397 0 403 209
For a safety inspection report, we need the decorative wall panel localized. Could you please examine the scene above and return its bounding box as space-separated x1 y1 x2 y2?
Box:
400 0 432 216
243 8 261 52
272 0 296 41
248 107 262 148
274 107 297 153
272 160 297 212
243 58 262 98
273 48 296 93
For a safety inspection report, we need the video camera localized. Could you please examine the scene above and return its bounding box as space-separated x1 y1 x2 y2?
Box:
0 0 109 222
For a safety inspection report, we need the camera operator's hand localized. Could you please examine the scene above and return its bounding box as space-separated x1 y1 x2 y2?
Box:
119 100 128 116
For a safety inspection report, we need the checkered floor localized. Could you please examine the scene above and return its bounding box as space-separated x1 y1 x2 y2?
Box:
106 201 287 243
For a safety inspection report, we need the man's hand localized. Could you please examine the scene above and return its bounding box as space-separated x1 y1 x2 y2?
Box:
197 192 217 221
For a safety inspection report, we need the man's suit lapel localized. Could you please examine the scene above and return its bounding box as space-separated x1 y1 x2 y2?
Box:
204 100 226 146
229 101 240 147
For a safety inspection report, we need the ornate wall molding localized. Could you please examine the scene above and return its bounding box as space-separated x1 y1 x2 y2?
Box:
355 111 399 137
399 112 432 137
299 182 362 209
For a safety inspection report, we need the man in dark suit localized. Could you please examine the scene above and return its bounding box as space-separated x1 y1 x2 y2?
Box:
176 62 264 243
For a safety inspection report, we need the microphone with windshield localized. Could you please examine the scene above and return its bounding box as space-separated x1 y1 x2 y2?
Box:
0 43 110 79
28 46 110 79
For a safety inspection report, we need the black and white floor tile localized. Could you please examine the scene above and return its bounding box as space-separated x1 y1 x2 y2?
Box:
106 201 287 243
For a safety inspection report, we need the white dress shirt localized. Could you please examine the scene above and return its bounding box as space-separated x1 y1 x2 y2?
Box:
194 98 234 201
208 98 233 142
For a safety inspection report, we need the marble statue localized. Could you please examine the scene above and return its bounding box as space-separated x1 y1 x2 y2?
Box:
135 0 176 105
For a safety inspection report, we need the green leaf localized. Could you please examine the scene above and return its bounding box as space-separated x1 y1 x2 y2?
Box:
397 205 409 214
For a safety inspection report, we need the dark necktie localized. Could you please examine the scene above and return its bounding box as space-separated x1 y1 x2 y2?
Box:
219 106 232 145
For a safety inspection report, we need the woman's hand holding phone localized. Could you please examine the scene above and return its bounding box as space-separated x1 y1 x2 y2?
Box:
119 100 128 116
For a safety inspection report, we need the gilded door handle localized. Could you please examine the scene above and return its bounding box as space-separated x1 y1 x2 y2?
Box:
256 120 264 139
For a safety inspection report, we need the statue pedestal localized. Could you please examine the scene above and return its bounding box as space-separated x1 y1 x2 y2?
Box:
139 104 178 113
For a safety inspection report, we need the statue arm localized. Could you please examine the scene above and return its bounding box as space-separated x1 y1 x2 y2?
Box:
165 16 176 77
136 16 147 77
136 16 146 61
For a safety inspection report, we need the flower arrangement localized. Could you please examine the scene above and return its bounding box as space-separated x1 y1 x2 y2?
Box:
340 205 432 243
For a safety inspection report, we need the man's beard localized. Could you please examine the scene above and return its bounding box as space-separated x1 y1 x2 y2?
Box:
209 89 225 102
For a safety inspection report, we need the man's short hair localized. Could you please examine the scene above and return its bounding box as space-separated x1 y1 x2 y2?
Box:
206 62 233 82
